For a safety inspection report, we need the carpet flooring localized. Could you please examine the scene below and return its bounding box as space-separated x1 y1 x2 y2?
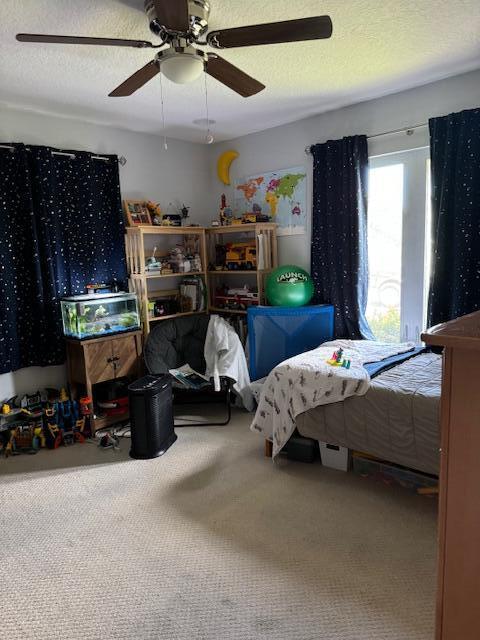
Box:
0 409 437 640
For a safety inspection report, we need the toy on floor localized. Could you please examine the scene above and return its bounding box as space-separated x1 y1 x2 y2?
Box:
326 348 351 369
75 396 93 442
0 388 93 457
3 429 18 457
57 396 79 445
98 431 120 451
20 391 43 418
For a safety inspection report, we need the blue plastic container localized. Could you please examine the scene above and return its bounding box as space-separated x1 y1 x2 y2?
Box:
247 304 334 380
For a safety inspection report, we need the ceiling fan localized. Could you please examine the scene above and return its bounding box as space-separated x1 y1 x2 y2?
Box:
16 0 333 98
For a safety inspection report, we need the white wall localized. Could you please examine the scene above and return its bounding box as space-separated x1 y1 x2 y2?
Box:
208 68 480 269
0 104 211 399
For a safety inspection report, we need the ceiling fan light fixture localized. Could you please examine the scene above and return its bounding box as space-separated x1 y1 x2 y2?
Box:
161 53 204 84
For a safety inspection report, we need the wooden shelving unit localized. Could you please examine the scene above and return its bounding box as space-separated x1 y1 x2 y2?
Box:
125 223 277 335
205 223 277 315
126 226 208 336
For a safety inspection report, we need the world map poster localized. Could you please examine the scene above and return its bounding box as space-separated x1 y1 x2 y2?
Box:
235 166 307 236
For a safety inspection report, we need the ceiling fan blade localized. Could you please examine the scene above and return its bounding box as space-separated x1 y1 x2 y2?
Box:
152 0 189 32
16 33 157 48
206 54 265 98
109 60 160 97
207 16 332 49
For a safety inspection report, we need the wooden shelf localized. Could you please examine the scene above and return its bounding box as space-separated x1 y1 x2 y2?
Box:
148 310 207 323
208 270 258 275
209 307 248 315
206 223 277 308
126 223 276 336
140 271 205 279
206 223 276 234
127 226 204 235
127 225 208 336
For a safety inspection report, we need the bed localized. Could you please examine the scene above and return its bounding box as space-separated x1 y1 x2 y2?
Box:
295 350 442 475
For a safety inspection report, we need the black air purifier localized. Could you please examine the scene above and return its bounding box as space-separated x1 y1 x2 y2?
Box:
128 375 177 459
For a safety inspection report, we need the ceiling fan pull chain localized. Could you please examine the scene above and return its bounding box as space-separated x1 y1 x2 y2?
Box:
204 72 214 144
159 70 168 150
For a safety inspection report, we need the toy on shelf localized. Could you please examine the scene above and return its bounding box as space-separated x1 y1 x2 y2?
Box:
145 243 202 275
225 242 257 270
146 201 163 226
214 284 259 311
162 202 182 227
180 204 190 225
148 295 179 318
211 242 258 271
169 245 202 273
145 247 164 272
326 348 351 369
219 194 233 226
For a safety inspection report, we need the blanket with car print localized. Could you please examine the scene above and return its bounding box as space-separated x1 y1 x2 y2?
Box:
251 339 415 459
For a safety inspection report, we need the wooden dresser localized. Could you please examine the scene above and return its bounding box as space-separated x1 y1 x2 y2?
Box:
422 312 480 640
66 330 142 432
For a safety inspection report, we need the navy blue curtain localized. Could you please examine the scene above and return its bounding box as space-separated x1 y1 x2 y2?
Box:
311 135 373 339
427 108 480 326
0 144 127 373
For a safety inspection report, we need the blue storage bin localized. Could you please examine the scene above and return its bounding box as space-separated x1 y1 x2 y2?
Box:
247 304 334 380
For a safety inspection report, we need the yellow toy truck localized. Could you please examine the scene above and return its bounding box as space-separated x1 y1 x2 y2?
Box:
225 243 257 270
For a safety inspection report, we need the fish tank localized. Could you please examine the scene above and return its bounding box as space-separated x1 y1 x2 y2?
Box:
61 293 140 340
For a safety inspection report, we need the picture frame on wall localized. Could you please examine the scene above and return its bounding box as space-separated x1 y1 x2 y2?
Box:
123 200 152 226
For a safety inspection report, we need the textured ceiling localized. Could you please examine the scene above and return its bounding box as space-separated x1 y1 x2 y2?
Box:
1 0 480 143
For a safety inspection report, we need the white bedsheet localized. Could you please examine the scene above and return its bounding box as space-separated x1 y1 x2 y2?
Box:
250 339 415 458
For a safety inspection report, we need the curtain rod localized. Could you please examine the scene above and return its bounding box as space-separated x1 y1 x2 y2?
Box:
304 122 428 154
0 144 127 165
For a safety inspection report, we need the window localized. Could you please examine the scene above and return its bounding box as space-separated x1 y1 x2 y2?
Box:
367 148 431 342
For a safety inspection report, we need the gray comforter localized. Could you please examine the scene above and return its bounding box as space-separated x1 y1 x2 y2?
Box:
296 352 442 475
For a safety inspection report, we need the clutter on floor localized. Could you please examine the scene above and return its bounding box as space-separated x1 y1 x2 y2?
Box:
0 389 94 457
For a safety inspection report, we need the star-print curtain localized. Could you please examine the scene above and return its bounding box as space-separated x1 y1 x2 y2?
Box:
310 135 373 339
0 144 127 373
427 108 480 327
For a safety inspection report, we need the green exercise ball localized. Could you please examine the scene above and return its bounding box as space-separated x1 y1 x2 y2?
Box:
265 265 314 307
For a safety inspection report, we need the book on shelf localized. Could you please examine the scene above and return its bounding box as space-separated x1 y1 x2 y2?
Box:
169 364 211 390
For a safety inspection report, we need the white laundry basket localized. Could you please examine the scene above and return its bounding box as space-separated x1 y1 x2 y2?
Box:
319 441 350 471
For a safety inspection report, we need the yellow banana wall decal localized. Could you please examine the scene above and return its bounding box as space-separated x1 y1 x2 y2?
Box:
217 150 239 185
